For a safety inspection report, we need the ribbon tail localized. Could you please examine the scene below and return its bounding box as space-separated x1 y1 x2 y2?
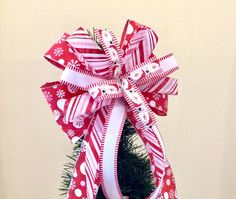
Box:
100 99 128 199
84 106 111 198
66 106 111 199
127 111 165 199
161 160 178 199
127 111 178 199
66 136 89 199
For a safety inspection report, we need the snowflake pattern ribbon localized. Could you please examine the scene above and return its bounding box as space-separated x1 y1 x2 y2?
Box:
41 20 179 199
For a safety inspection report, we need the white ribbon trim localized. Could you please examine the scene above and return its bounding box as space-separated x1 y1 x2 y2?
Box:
101 99 127 199
159 54 178 71
61 67 104 88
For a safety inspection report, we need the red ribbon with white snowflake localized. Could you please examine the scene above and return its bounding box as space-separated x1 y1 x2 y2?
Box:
41 19 179 199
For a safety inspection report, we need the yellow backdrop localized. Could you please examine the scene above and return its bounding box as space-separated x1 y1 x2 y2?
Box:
1 0 236 198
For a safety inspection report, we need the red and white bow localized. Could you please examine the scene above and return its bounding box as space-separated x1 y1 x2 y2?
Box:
41 20 179 199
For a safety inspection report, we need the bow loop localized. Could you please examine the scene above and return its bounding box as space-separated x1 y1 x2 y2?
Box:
120 20 158 72
135 54 179 86
60 66 107 90
143 93 169 116
63 92 112 123
141 77 178 116
94 29 124 78
44 33 79 70
41 81 93 144
66 27 111 77
142 77 178 96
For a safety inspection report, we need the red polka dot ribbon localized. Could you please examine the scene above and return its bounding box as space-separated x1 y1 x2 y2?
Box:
41 19 179 199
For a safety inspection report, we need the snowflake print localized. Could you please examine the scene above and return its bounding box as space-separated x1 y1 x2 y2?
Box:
67 59 80 68
43 91 53 102
169 189 175 199
73 118 84 128
80 141 87 152
56 89 65 98
67 129 75 137
53 47 64 56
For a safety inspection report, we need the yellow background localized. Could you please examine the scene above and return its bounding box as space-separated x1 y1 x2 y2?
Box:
1 0 236 198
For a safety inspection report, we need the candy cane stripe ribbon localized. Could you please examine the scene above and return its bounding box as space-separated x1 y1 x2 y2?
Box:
41 19 179 199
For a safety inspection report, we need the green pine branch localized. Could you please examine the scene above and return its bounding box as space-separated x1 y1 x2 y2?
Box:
87 28 103 49
59 140 82 196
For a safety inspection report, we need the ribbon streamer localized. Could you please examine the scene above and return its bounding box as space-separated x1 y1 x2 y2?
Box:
41 19 179 199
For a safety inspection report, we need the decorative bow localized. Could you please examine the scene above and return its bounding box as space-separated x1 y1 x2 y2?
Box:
41 20 179 199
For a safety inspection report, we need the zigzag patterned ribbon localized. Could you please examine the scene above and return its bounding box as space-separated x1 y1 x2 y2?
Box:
41 19 179 199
